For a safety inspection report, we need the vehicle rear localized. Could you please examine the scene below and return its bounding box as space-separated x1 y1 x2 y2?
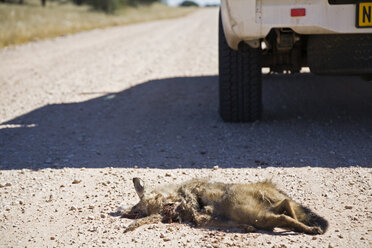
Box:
219 0 372 122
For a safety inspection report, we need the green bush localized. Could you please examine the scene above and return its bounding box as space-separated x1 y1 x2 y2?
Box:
126 0 159 7
180 0 198 7
88 0 128 13
72 0 84 5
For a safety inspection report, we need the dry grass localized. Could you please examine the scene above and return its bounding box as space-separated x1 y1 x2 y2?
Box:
0 1 195 48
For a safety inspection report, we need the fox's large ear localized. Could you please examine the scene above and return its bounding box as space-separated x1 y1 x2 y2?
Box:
133 177 145 198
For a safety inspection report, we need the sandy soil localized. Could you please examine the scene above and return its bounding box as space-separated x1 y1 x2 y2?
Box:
0 8 371 248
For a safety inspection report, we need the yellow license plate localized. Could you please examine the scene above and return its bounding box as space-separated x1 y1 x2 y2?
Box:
356 2 372 28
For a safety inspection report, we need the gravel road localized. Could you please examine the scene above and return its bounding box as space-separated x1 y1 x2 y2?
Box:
0 8 371 248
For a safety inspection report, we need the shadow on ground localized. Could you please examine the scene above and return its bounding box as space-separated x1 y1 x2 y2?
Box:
1 73 372 169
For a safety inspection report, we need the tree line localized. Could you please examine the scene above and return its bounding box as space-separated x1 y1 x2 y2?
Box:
73 0 160 13
0 0 160 13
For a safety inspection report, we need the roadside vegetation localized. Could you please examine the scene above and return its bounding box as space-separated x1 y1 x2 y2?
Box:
180 1 199 7
0 0 196 48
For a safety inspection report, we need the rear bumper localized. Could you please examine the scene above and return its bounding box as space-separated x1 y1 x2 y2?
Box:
221 0 372 50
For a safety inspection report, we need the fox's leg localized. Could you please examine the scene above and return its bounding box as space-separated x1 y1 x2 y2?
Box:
269 199 297 220
193 212 256 233
203 219 257 233
178 186 200 210
261 213 322 235
124 214 162 233
202 205 215 215
177 187 208 222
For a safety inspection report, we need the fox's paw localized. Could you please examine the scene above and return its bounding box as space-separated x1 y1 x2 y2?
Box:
124 222 139 233
243 225 257 233
202 205 214 215
124 225 135 233
308 226 323 235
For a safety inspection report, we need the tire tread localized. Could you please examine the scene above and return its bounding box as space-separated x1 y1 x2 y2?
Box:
218 13 262 122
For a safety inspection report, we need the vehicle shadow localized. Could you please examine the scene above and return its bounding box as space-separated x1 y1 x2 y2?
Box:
1 73 372 170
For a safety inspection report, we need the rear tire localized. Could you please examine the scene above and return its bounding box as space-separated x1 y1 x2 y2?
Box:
218 13 262 122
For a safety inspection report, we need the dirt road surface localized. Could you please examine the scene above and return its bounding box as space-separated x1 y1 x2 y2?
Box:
0 8 371 248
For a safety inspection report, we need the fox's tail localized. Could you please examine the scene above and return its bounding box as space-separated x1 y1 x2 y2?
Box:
294 204 329 233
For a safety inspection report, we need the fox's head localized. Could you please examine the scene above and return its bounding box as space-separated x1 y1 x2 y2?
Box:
118 178 166 218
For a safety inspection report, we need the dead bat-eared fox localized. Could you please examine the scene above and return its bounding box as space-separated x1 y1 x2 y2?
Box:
118 178 328 235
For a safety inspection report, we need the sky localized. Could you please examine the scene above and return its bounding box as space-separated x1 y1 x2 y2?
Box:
164 0 220 6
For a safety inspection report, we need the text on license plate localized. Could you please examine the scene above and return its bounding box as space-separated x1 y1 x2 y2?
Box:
357 2 372 28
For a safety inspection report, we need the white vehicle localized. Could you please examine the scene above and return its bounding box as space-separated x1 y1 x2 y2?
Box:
219 0 372 122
